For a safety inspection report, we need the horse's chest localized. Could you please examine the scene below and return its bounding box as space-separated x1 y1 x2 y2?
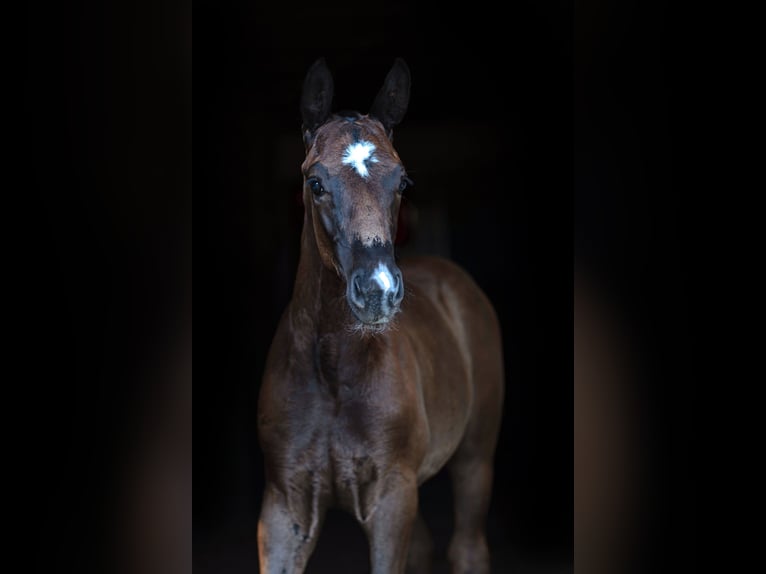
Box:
286 398 408 521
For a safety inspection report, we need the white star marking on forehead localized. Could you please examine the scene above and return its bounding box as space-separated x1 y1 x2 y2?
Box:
342 140 379 178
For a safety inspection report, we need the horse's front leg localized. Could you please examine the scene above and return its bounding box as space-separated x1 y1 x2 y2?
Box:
257 481 326 574
362 469 418 574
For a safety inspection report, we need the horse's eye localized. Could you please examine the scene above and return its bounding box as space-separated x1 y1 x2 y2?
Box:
307 177 325 197
399 176 413 193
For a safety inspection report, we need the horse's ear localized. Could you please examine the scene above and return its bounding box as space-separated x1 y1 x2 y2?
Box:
369 58 410 138
301 58 334 146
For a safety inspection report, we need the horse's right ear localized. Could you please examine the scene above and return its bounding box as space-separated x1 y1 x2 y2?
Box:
300 58 334 147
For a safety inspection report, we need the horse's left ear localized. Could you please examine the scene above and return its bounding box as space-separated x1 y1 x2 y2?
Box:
369 58 410 138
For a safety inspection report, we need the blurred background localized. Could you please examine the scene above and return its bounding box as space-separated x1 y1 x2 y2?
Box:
14 0 191 572
574 1 696 571
195 1 571 573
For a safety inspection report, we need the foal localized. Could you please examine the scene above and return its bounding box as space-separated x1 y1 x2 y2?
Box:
257 59 504 574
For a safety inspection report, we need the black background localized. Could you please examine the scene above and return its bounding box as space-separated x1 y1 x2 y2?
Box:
13 0 191 572
575 1 696 572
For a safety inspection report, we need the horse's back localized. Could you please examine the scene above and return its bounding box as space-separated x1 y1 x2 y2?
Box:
400 255 505 463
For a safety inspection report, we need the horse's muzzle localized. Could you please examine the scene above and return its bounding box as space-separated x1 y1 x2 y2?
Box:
347 262 404 325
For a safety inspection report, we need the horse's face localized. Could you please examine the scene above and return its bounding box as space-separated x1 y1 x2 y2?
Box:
300 59 411 327
302 116 410 326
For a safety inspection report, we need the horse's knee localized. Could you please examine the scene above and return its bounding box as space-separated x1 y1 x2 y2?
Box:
257 485 323 574
448 532 490 574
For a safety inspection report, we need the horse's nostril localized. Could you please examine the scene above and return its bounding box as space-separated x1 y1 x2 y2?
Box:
391 272 404 306
350 273 366 308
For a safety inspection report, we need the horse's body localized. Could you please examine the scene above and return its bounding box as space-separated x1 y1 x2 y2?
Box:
257 59 504 574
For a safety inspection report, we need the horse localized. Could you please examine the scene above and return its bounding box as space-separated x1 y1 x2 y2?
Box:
257 58 504 574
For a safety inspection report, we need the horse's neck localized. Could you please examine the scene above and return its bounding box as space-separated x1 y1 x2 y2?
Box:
290 217 348 339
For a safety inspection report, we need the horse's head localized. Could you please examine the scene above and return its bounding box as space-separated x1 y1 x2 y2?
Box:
299 58 412 327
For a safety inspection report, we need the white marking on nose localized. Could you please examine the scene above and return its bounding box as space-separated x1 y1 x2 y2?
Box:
342 140 379 178
372 262 394 292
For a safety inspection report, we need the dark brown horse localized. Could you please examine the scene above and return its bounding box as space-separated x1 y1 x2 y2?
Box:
257 59 504 574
